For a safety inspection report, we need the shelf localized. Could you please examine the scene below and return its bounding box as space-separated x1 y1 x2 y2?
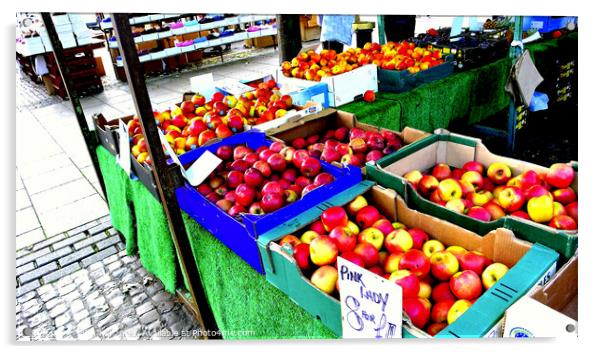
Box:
100 13 184 30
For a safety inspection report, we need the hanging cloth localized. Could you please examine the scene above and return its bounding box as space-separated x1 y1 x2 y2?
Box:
504 49 544 106
34 54 49 76
319 15 355 46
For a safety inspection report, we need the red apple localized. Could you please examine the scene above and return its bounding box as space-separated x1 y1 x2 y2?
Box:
365 150 384 163
403 297 430 329
449 270 483 300
552 187 577 204
300 157 321 177
234 184 255 206
399 249 431 278
390 270 421 298
510 210 530 220
339 251 365 268
242 168 263 187
482 201 506 221
260 192 284 213
314 172 334 186
353 242 380 268
334 127 349 141
407 228 429 250
341 154 362 167
321 206 349 232
230 159 251 172
466 206 492 222
432 163 452 181
252 160 272 177
233 145 253 160
293 243 311 270
349 138 368 154
519 170 541 191
216 146 233 160
384 228 413 253
459 251 492 276
328 226 357 253
267 153 287 172
546 163 575 188
431 300 455 323
226 170 244 189
248 202 265 215
427 323 447 336
487 162 512 185
432 282 456 303
462 161 484 175
565 202 578 223
548 215 577 230
291 137 306 149
227 204 246 217
309 235 339 266
355 205 381 228
430 251 459 281
497 186 525 212
262 181 284 196
269 141 286 153
418 175 440 196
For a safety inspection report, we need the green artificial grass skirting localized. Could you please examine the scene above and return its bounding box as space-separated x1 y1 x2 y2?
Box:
96 145 336 339
96 146 178 294
338 95 402 131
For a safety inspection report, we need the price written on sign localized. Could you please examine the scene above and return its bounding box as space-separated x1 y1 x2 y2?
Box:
338 257 403 339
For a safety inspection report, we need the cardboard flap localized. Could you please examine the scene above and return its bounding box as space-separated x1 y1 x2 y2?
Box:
480 228 532 267
397 127 431 145
539 255 578 314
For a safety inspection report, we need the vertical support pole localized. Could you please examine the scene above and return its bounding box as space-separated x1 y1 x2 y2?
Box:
377 16 386 44
40 13 107 200
277 15 302 63
507 16 524 153
111 13 220 339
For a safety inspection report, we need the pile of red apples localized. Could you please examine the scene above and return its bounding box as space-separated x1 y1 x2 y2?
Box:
288 127 403 168
278 196 511 335
404 161 577 230
127 80 297 164
195 141 334 218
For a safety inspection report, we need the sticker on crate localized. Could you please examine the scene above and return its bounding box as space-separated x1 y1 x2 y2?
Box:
338 257 403 339
503 296 577 337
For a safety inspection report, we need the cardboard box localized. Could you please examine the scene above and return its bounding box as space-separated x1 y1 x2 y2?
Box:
267 108 429 173
366 130 578 260
503 255 577 337
92 113 134 156
253 34 277 48
175 131 363 273
377 56 454 93
277 60 378 107
257 181 559 337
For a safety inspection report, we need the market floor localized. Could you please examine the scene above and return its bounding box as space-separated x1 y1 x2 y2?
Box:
16 48 282 340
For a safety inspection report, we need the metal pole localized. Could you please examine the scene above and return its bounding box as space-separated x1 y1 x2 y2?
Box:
276 15 302 63
111 13 220 339
40 13 107 200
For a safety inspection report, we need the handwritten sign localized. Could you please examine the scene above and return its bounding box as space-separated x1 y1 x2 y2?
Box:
117 120 131 176
338 257 403 339
503 296 578 338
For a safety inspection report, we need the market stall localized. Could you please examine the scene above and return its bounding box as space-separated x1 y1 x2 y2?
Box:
47 12 578 340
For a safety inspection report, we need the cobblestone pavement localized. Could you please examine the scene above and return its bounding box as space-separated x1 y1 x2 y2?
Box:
16 217 199 341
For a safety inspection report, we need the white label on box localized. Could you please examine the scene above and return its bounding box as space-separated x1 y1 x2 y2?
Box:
183 151 222 187
117 120 131 176
158 130 184 171
503 297 577 338
338 257 403 339
214 78 255 96
190 73 216 98
528 262 557 295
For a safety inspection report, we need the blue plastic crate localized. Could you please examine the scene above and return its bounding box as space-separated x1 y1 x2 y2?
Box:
175 130 363 273
522 16 578 33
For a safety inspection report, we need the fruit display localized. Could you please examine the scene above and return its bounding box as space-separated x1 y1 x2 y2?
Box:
194 141 335 218
281 126 405 169
126 81 302 162
280 41 446 82
277 193 512 334
403 161 578 230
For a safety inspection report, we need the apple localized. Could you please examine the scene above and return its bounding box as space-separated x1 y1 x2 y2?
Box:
524 184 550 200
432 163 452 181
233 145 253 160
548 215 577 230
418 175 440 196
431 299 455 324
314 172 334 186
372 219 395 238
446 245 468 260
349 128 367 141
301 230 319 244
234 184 255 207
261 192 284 213
365 150 384 163
242 152 259 164
565 202 578 223
519 170 541 191
328 226 357 253
384 253 403 273
430 250 460 281
230 159 251 173
447 299 472 324
390 270 420 298
321 206 349 232
196 183 212 196
309 236 338 266
462 161 484 175
481 263 509 290
546 163 575 188
339 251 365 268
403 170 424 187
216 146 233 160
466 190 493 206
553 202 566 217
527 194 554 223
347 195 368 216
451 168 465 181
269 141 286 153
418 281 432 299
459 251 492 276
423 240 445 258
267 153 287 172
334 127 349 141
291 137 306 149
458 180 476 196
445 199 466 214
363 90 376 103
341 153 362 167
346 221 360 235
227 204 246 217
292 149 310 169
216 199 233 212
487 162 512 185
262 181 284 196
384 229 413 253
398 249 431 278
355 205 381 228
482 201 506 221
403 297 430 329
353 242 380 268
426 323 447 336
552 187 577 204
461 171 484 190
466 206 492 222
437 179 463 201
358 227 385 250
279 234 302 248
320 148 340 164
511 210 530 220
309 221 327 235
450 270 482 300
293 243 311 270
310 265 338 294
252 160 272 178
300 157 322 177
497 186 525 212
432 282 456 303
